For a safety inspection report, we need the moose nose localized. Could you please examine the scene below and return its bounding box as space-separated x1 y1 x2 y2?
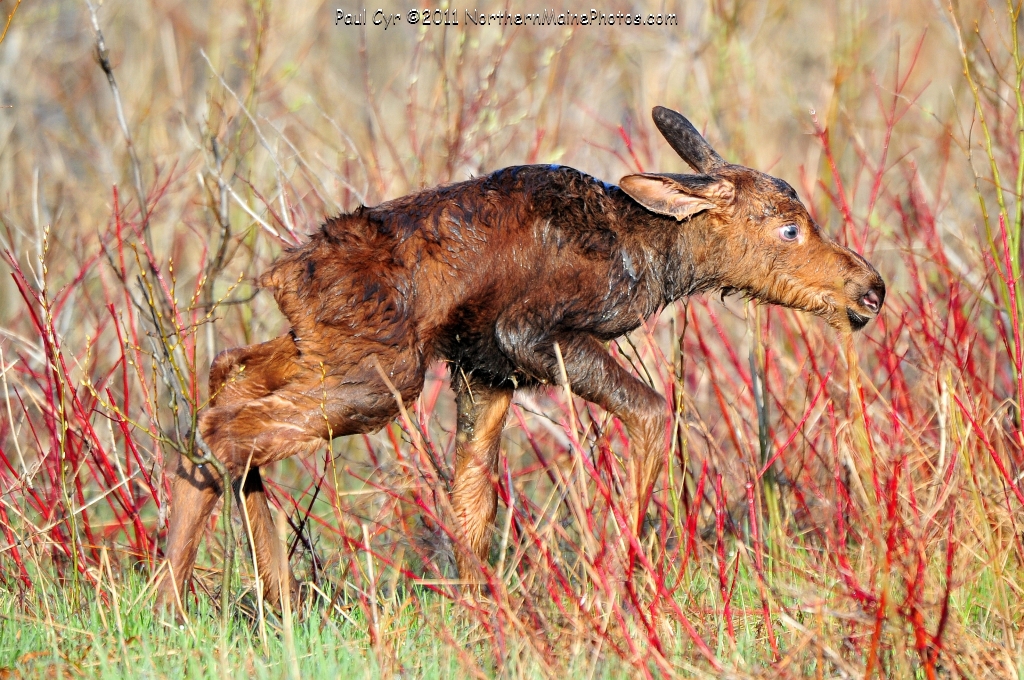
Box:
861 288 882 314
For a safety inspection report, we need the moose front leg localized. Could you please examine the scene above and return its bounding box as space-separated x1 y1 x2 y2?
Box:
499 330 668 531
449 369 513 581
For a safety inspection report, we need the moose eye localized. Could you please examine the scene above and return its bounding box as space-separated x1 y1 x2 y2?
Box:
779 224 799 242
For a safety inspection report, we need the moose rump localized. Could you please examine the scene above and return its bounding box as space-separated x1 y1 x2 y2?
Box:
166 212 438 609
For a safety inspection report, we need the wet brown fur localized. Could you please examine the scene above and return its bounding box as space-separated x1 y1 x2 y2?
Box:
160 108 885 613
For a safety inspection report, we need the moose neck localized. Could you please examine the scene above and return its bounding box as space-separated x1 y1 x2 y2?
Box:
613 190 727 305
661 211 727 303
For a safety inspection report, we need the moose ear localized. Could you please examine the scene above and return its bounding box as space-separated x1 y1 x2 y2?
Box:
652 107 727 173
619 173 735 221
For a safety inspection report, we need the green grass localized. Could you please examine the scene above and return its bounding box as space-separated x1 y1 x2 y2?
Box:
0 567 662 679
0 570 480 679
4 527 1019 679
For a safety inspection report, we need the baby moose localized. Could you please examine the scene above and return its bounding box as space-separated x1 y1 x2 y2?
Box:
160 106 885 613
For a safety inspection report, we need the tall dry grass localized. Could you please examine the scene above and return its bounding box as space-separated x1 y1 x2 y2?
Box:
0 0 1022 677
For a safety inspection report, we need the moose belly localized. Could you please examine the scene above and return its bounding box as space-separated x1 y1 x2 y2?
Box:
434 327 532 390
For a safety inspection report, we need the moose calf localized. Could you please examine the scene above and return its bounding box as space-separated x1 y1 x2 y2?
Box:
161 106 885 612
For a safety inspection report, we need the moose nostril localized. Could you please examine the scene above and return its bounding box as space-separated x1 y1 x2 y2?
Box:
861 289 881 314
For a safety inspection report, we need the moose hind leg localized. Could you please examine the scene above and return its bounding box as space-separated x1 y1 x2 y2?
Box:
450 371 513 580
160 336 304 612
160 455 222 614
209 334 301 407
239 466 298 609
194 352 424 605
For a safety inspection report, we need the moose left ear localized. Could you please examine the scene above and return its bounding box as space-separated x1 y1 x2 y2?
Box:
619 173 735 221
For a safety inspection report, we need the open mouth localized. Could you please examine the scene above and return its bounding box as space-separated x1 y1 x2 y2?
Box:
846 307 871 331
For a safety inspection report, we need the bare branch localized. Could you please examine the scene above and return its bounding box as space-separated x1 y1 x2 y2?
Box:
85 0 149 240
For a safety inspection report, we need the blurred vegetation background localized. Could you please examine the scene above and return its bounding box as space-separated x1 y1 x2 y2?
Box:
1 0 1023 677
0 0 973 332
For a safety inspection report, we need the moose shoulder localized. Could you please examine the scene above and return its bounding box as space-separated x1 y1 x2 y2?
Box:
160 106 885 615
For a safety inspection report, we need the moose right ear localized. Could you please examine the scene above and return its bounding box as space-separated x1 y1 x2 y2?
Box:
619 173 735 221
